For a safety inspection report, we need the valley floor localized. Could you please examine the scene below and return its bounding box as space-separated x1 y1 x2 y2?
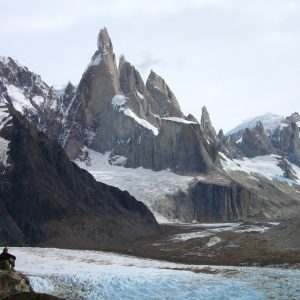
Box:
116 221 300 267
9 220 300 299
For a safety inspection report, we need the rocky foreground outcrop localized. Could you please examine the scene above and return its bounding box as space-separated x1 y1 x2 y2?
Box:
0 100 159 248
0 270 61 300
0 270 32 299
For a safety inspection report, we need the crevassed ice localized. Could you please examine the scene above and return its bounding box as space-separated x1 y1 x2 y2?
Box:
12 247 300 300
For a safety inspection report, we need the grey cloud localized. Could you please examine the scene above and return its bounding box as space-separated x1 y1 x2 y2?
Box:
136 55 164 74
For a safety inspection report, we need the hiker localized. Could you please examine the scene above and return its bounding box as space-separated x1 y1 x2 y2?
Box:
0 247 16 270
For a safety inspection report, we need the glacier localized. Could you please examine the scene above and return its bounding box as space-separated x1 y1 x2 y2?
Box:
12 247 300 300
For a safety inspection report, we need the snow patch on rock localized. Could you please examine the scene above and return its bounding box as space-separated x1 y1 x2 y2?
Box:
6 84 35 113
124 108 159 136
112 95 127 109
206 236 222 247
162 117 197 125
32 95 44 106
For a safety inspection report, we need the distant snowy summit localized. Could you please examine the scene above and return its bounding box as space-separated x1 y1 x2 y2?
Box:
226 113 285 136
224 111 300 164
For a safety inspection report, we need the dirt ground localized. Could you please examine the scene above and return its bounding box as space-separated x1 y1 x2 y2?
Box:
110 221 300 267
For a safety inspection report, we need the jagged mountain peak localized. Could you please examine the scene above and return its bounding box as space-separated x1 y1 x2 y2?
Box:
97 27 113 55
0 56 26 70
201 106 217 138
118 54 146 99
286 112 300 123
146 69 183 118
146 70 169 90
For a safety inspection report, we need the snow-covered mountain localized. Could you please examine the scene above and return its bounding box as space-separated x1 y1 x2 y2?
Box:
226 113 285 136
1 28 300 226
225 111 300 168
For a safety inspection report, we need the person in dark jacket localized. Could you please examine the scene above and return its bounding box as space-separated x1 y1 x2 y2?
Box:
0 247 16 270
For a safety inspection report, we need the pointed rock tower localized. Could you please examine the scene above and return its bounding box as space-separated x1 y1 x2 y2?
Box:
60 28 218 173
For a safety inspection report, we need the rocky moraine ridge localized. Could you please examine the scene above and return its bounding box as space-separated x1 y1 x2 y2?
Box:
0 27 300 229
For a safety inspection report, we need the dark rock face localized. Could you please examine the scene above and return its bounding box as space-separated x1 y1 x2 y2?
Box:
190 181 252 222
171 173 299 223
271 120 300 165
0 104 159 248
146 70 184 118
121 119 215 173
172 180 258 222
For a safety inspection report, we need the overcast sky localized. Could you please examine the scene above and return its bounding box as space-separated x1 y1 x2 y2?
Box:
1 0 299 132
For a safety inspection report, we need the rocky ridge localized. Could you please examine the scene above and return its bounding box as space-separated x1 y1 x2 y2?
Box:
0 270 61 300
0 98 159 247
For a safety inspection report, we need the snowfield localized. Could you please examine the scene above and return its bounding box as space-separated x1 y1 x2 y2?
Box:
12 247 300 300
170 222 278 241
76 149 300 223
76 150 194 223
220 153 300 185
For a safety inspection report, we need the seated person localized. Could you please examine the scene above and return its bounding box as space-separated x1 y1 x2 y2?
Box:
0 247 16 270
